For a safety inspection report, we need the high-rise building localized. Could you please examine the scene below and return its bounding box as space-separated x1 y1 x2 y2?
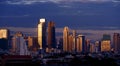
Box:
95 41 101 53
58 38 63 51
90 43 95 53
76 35 85 53
101 40 111 52
72 30 76 52
68 34 74 52
101 34 111 52
0 29 10 39
47 21 56 50
38 18 46 50
85 39 90 53
113 33 120 53
12 32 29 55
63 26 69 52
0 29 10 50
27 36 33 49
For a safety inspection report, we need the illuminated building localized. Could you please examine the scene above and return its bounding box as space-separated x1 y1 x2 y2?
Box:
0 29 9 39
101 40 111 52
72 30 76 52
38 18 46 50
0 29 10 50
90 43 95 53
68 34 73 52
63 26 69 52
76 35 85 53
12 32 29 55
113 33 120 52
47 21 56 52
101 34 111 52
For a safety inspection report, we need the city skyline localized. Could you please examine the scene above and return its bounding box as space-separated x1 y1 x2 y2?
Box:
0 0 120 40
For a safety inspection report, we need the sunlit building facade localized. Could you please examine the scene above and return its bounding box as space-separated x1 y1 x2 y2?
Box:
76 35 85 53
72 30 76 52
38 18 46 50
63 26 69 52
101 40 111 52
68 34 74 52
101 34 111 52
0 29 10 50
0 29 9 39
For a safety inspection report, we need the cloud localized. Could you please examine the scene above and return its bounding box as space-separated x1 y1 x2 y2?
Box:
3 0 119 5
0 15 29 18
5 0 48 5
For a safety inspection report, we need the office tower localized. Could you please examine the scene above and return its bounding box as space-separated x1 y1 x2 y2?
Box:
47 21 56 50
76 35 85 53
57 38 63 51
0 29 10 50
0 29 10 39
102 34 111 40
113 33 120 53
27 36 33 49
101 34 111 52
85 39 90 53
95 41 101 53
68 34 73 52
63 26 69 52
90 43 95 53
12 32 23 52
73 30 76 52
12 32 29 55
38 18 46 50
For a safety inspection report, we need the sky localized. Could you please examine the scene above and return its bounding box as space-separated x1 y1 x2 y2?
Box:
0 0 120 40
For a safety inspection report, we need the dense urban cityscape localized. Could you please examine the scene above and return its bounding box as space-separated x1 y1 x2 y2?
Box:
0 18 120 66
0 0 120 65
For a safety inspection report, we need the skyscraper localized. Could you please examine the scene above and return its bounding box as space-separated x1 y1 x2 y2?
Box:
101 34 111 52
0 29 10 39
113 33 120 53
38 18 46 50
95 41 101 53
68 34 73 52
47 21 56 50
63 26 69 52
76 35 85 53
0 29 10 50
12 32 29 55
73 30 76 52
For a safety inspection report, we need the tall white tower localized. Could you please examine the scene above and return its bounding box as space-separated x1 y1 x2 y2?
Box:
38 18 46 50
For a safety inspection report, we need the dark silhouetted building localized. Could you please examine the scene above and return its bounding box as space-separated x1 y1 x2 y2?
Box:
47 21 56 52
113 33 120 53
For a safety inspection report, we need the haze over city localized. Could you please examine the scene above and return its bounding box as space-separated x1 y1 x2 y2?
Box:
0 0 120 40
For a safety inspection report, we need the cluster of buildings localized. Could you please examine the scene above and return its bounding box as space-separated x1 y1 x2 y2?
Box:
0 18 120 56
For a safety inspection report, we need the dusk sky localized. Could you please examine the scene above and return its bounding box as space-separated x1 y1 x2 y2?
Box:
0 0 120 40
